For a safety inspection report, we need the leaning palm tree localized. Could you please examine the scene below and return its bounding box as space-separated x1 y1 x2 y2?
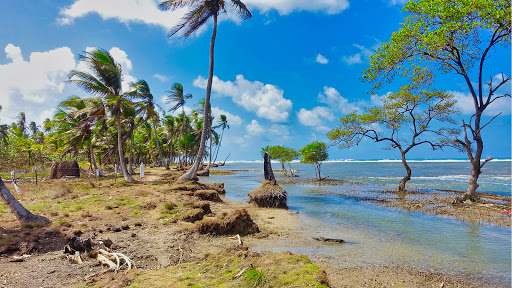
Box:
213 114 229 163
17 112 27 138
166 83 192 169
68 48 135 182
160 0 251 181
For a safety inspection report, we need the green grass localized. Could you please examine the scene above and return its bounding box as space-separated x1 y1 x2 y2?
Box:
241 268 267 288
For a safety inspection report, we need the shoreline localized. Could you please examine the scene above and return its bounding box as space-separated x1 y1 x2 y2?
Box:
0 167 509 287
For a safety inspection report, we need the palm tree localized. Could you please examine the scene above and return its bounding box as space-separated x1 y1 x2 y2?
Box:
213 114 229 163
17 112 27 138
160 0 251 181
130 80 168 169
68 48 135 182
166 83 192 169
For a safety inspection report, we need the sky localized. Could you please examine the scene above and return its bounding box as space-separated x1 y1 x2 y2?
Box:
0 0 510 161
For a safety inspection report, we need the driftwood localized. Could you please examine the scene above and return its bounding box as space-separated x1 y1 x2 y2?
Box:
65 237 134 274
313 236 345 243
233 263 253 280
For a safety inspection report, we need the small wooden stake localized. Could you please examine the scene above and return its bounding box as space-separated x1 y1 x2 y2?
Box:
114 164 117 183
34 165 38 186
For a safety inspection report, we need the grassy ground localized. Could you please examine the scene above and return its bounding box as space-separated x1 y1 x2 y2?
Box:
0 168 330 288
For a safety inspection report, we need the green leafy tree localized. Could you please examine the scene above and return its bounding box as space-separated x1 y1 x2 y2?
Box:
299 141 328 180
362 0 511 201
328 85 459 192
160 0 252 181
261 145 299 177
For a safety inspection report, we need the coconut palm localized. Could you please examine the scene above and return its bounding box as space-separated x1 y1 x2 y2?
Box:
16 112 27 138
68 48 135 182
213 114 229 163
130 80 168 169
166 83 192 168
160 0 251 180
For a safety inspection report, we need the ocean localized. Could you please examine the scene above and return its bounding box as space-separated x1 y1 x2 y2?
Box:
200 159 512 286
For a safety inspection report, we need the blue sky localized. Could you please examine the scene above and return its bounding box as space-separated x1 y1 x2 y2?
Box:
0 0 510 161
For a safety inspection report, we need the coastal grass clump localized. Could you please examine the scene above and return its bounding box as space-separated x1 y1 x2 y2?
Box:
127 250 329 288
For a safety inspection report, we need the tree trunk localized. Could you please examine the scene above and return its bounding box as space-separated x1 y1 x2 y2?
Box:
398 151 411 192
177 113 185 168
116 114 134 182
264 152 276 183
207 118 212 172
90 140 103 177
153 120 166 169
179 13 217 181
0 177 50 225
213 129 224 163
128 131 135 174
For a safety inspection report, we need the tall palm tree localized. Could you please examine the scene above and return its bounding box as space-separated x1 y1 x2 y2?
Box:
160 0 251 181
68 48 135 182
17 112 27 138
0 106 8 145
166 83 192 168
130 80 168 169
213 114 229 163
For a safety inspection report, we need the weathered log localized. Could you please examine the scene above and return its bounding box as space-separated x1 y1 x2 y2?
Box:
313 236 345 243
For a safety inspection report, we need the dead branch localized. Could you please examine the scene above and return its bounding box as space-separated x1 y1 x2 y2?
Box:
233 263 253 280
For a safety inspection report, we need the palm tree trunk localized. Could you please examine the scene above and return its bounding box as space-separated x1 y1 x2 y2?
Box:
116 113 134 182
179 13 217 181
177 112 185 168
213 128 224 163
129 131 135 174
153 120 165 168
207 121 212 171
0 177 50 225
90 140 103 177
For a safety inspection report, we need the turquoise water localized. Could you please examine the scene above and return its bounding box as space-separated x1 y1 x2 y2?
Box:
200 160 511 286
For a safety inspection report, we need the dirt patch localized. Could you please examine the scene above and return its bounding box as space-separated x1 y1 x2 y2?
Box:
248 180 287 209
196 209 260 236
48 161 80 179
194 189 222 202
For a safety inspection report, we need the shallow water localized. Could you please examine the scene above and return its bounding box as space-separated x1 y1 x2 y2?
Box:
200 161 512 286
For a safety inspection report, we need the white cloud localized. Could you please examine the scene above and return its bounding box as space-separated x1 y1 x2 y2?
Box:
342 42 380 65
153 73 170 83
318 86 360 114
193 74 293 122
58 0 350 31
341 53 362 65
246 119 264 136
211 107 243 127
0 44 76 125
168 105 193 117
5 44 23 63
370 93 390 107
450 90 511 116
297 107 334 132
58 0 188 31
386 0 407 5
316 54 329 64
245 0 349 15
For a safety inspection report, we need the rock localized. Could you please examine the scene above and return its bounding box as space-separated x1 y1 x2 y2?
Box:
248 180 287 209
